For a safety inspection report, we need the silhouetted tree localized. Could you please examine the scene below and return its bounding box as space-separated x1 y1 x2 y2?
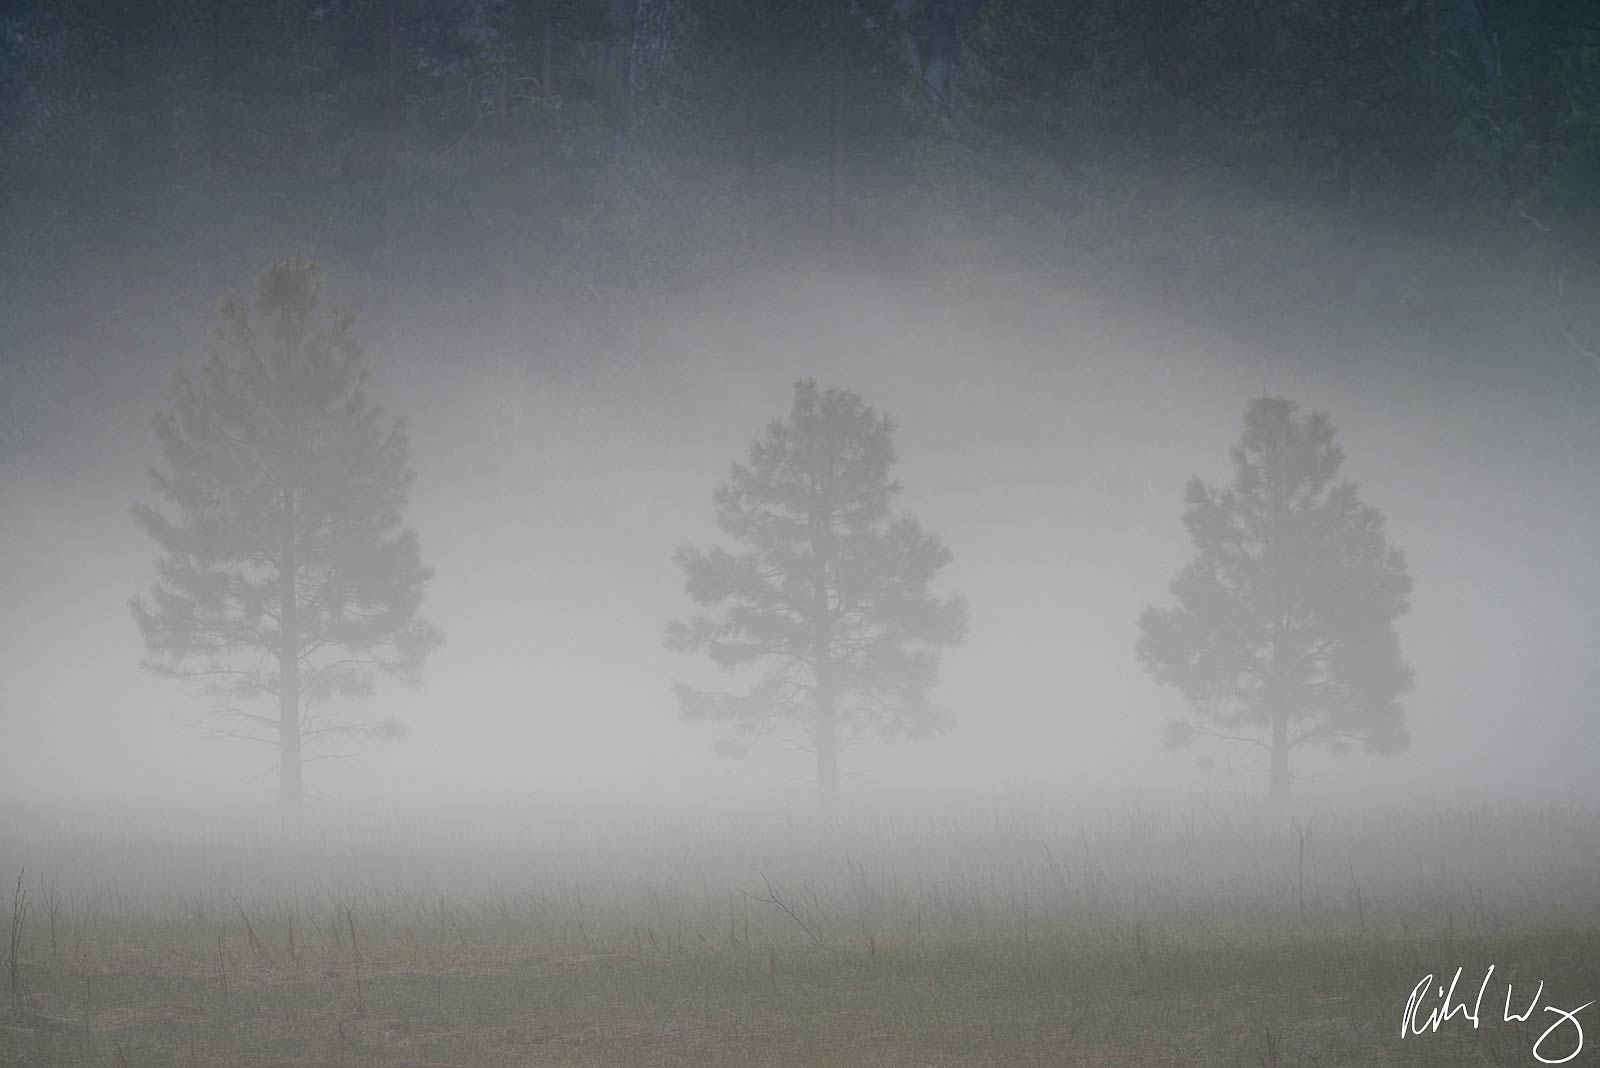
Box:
667 380 967 803
132 259 441 815
1136 397 1413 804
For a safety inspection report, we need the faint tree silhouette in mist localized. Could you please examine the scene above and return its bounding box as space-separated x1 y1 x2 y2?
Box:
668 380 968 803
1137 396 1413 803
132 259 441 815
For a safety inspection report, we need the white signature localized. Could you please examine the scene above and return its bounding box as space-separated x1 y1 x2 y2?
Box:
1403 966 1593 1065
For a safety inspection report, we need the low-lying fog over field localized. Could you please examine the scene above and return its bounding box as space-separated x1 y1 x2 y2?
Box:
6 265 1595 806
2 0 1598 1064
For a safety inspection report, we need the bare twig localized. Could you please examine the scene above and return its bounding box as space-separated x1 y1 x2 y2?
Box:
345 905 365 1014
7 869 27 1013
1291 818 1314 924
216 933 229 1015
741 869 825 948
235 900 265 958
1515 204 1552 232
37 875 60 967
1558 323 1600 369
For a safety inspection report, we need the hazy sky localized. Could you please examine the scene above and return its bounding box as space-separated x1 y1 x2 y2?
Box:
2 256 1596 806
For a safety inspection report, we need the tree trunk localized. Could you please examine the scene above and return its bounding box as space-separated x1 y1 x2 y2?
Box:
379 0 395 175
279 660 301 817
1330 0 1354 207
278 518 302 818
1424 0 1439 75
812 471 837 805
825 0 843 250
542 5 554 101
382 0 401 260
816 688 839 805
207 0 225 175
813 582 839 804
601 0 636 199
1268 714 1290 806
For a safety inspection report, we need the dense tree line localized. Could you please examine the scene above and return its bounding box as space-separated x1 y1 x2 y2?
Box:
3 0 1596 294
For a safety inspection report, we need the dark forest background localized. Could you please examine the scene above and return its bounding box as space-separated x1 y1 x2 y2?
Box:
3 0 1598 451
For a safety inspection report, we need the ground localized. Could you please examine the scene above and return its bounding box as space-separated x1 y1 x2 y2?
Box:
2 796 1595 1066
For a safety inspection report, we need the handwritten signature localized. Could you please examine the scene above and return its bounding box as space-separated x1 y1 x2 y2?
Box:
1403 966 1592 1065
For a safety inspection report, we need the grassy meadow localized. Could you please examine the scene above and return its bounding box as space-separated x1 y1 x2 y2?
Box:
1 792 1597 1067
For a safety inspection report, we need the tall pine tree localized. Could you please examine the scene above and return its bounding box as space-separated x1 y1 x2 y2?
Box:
132 259 441 814
667 380 967 803
1136 397 1413 803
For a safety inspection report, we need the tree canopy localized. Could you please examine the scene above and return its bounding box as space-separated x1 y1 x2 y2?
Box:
667 380 968 801
132 258 442 812
1136 397 1413 802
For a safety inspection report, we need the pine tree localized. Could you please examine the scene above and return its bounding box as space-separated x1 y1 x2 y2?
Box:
1136 397 1413 803
132 259 441 814
667 380 967 803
